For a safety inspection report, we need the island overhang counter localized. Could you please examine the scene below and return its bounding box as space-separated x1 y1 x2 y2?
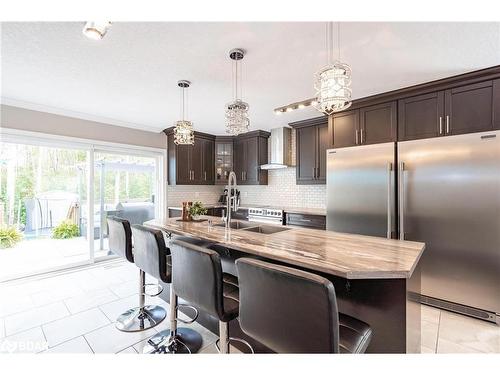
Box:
144 217 425 354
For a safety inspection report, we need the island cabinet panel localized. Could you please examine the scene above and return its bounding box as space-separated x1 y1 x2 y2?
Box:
233 131 270 185
359 101 397 145
165 129 216 185
293 117 329 184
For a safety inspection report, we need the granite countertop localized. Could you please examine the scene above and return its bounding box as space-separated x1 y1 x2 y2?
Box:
144 217 425 280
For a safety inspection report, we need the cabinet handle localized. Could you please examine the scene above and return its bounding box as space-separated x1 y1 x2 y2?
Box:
204 171 207 181
192 170 195 180
316 167 319 179
355 129 359 145
439 116 443 135
312 167 316 179
360 129 364 144
446 115 450 134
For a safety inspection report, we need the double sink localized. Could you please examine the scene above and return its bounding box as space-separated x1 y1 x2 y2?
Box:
213 221 291 235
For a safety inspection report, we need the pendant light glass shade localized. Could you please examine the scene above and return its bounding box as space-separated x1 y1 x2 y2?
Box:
173 80 194 145
314 22 352 115
225 48 250 135
314 61 352 114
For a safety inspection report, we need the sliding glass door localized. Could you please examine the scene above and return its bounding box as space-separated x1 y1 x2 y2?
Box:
0 135 164 281
93 151 158 259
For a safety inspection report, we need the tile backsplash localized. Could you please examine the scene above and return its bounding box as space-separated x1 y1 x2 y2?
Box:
167 128 326 209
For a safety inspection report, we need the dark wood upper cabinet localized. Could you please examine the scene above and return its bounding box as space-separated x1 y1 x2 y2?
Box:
215 137 233 185
398 92 444 141
360 101 397 144
444 81 496 136
399 80 498 141
296 125 316 183
316 122 329 182
331 110 359 148
292 117 329 185
233 131 270 185
494 79 500 130
165 129 215 185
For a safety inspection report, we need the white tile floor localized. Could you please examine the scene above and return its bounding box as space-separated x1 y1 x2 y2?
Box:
0 259 498 354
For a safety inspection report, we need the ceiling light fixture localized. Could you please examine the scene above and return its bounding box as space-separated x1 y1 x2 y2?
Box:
173 80 195 145
225 48 250 135
313 22 352 115
273 98 317 115
82 21 112 40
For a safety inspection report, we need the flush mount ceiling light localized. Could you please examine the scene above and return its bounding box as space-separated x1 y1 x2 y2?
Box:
82 21 112 40
173 80 195 145
225 48 250 136
313 22 352 115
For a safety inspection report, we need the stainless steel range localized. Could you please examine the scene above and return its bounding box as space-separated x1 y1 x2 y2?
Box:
247 207 284 224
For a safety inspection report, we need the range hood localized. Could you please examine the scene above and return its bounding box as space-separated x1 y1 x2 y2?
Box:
260 127 295 170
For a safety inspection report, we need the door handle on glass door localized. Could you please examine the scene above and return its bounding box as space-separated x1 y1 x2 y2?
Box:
399 162 405 240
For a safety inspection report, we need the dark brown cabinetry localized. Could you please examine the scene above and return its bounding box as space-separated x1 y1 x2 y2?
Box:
215 137 233 185
285 213 326 230
233 131 269 185
331 110 359 148
399 80 499 141
331 102 396 148
293 117 330 185
166 130 215 185
359 101 397 145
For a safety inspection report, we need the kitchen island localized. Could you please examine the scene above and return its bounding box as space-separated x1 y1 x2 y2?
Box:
144 217 425 353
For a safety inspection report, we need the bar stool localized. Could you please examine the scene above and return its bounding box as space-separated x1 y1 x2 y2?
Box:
133 227 214 354
169 239 254 354
107 216 165 332
235 258 373 353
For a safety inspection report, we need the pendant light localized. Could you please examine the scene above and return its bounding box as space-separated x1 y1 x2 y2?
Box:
313 22 352 115
173 80 195 145
225 48 250 135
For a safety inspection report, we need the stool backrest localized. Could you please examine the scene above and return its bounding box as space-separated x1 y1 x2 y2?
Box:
170 239 224 320
236 257 340 353
131 225 171 283
107 216 133 263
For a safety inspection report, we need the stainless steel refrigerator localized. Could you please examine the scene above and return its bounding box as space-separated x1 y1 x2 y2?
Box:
327 131 500 322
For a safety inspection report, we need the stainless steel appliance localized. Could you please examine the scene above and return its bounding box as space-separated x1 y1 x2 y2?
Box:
247 207 284 224
326 142 396 239
327 131 500 323
398 131 500 322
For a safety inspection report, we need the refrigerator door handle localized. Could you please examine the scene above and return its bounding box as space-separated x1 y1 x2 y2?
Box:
387 162 392 239
399 161 405 240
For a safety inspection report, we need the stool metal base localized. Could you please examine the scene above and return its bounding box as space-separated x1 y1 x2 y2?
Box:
115 305 166 332
143 328 203 354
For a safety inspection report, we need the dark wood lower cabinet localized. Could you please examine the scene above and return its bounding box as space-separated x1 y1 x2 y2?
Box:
285 213 326 230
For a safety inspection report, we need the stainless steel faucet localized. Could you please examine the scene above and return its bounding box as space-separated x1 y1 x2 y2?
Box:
224 171 239 228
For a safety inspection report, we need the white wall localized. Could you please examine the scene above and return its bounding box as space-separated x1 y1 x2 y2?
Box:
167 128 326 209
0 105 166 149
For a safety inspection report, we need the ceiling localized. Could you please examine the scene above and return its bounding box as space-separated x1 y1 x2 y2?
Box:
2 22 499 134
